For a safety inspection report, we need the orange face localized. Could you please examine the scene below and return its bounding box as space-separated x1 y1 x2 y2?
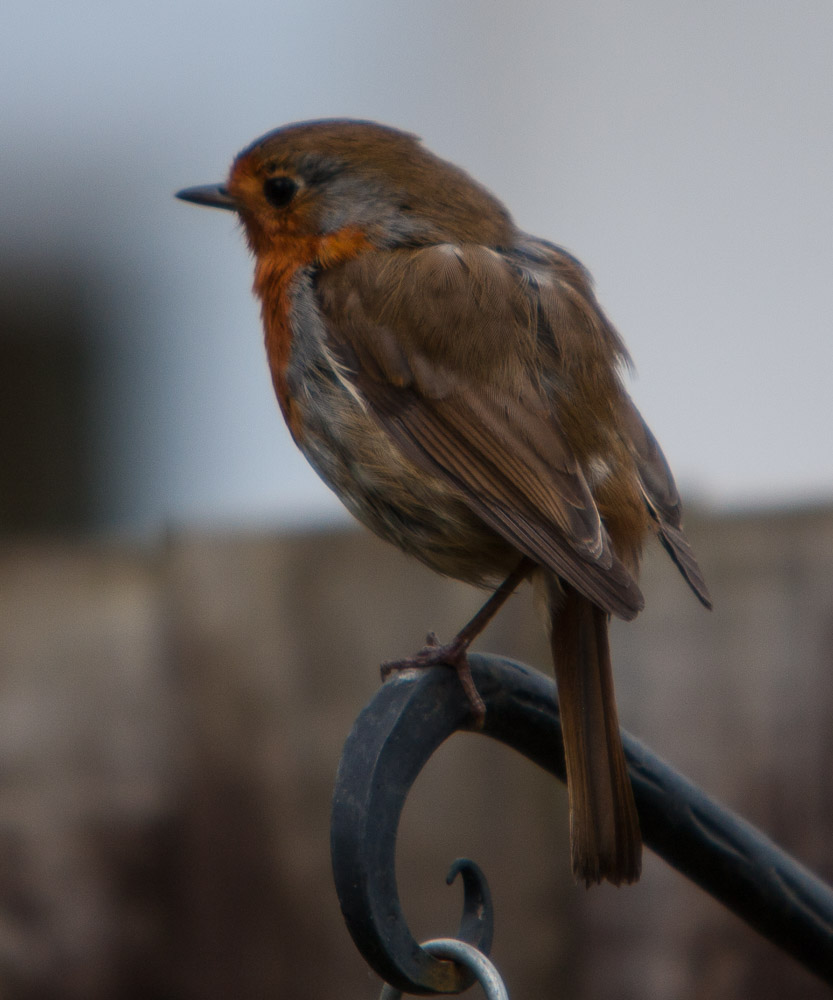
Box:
227 147 373 268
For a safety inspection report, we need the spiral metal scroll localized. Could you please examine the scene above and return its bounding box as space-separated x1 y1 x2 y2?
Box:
330 653 833 994
330 664 493 995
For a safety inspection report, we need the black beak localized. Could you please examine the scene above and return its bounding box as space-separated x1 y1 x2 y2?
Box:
175 184 237 211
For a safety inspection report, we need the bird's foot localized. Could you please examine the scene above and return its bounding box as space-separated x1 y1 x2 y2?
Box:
381 632 486 729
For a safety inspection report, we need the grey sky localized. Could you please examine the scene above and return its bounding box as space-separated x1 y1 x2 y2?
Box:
3 1 831 531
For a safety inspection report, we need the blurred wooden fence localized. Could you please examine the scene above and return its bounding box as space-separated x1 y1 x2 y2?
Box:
1 505 832 999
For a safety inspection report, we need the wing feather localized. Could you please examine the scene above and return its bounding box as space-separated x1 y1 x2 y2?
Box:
620 399 712 608
314 244 648 619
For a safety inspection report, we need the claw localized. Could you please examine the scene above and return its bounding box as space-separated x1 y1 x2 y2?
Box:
381 636 486 729
379 559 533 732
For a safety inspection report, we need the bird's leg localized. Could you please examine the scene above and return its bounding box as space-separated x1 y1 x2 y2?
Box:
381 558 534 727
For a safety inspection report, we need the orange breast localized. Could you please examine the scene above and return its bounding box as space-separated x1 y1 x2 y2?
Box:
253 227 371 443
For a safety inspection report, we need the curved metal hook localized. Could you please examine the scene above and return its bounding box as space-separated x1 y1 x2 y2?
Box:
331 653 833 992
379 940 510 1000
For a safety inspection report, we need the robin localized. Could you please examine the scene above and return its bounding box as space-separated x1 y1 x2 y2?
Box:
177 119 711 886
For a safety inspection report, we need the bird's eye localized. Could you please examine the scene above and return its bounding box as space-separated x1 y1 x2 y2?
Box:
263 175 299 209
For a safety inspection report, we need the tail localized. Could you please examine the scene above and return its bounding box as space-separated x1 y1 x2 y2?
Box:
548 579 642 886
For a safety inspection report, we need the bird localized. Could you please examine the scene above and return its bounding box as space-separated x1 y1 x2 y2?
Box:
177 119 711 886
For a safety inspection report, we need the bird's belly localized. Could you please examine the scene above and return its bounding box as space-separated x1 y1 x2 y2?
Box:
288 350 516 586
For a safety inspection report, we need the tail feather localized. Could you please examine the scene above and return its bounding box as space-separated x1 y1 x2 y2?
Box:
548 580 642 885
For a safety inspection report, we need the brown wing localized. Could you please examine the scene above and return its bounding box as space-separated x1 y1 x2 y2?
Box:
314 244 645 620
620 399 712 609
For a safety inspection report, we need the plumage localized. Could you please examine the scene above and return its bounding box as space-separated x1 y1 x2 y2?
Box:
177 118 711 886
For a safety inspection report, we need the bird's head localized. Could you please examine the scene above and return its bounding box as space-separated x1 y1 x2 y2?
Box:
177 119 514 260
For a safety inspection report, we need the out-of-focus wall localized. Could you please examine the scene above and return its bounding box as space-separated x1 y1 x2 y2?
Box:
1 507 832 998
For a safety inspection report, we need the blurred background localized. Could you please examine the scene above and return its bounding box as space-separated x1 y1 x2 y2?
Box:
1 1 832 997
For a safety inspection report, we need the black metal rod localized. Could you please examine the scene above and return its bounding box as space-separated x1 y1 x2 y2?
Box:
330 653 833 994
